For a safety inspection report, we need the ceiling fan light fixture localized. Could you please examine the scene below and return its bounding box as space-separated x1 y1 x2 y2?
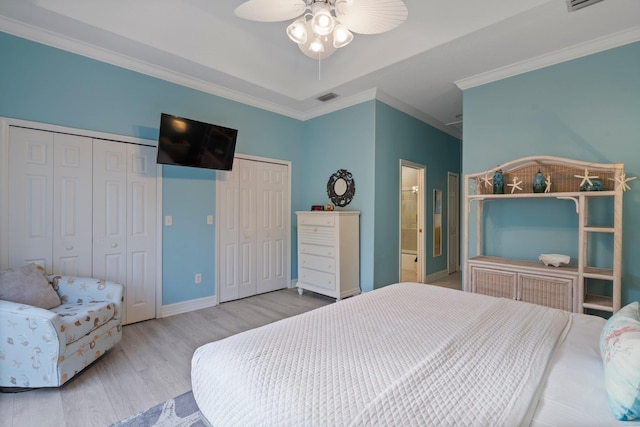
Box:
309 36 326 53
286 17 308 44
333 24 353 48
311 7 335 36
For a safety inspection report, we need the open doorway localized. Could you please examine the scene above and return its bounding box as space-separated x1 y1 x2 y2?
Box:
448 172 460 274
400 161 426 282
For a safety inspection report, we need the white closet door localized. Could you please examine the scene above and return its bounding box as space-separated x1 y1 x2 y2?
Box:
237 159 257 299
256 162 288 293
125 144 157 323
218 165 240 302
93 140 127 287
9 127 54 271
218 158 289 302
218 159 257 302
52 133 93 276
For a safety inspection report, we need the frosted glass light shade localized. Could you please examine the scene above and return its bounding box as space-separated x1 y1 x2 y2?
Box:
311 8 334 36
333 24 353 48
309 36 325 53
286 17 308 44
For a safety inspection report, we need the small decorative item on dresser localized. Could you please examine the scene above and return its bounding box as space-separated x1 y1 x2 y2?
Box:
325 203 335 211
493 169 504 194
533 170 547 193
311 205 324 211
539 253 570 267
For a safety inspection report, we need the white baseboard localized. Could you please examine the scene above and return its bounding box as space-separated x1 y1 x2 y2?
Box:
425 269 449 283
160 295 218 318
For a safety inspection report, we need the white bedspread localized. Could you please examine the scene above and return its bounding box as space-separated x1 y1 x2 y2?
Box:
192 283 571 426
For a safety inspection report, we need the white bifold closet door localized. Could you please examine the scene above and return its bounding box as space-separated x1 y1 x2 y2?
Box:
93 140 157 324
218 158 289 302
9 128 93 275
8 126 157 324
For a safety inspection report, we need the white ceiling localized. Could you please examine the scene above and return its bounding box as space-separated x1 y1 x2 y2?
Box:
1 0 639 138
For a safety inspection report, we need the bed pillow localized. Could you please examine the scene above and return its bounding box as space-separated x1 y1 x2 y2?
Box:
0 263 61 309
600 301 640 421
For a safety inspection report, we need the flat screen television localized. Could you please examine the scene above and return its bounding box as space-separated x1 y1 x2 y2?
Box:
156 113 238 170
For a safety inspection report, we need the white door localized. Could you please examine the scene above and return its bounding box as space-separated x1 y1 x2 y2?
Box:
93 140 157 324
256 161 288 294
53 133 93 276
217 157 290 302
93 140 127 289
219 159 257 302
9 128 92 276
448 172 460 274
126 143 157 323
218 163 240 302
9 127 55 272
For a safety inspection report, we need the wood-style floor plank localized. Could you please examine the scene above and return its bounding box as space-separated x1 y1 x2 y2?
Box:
1 277 460 427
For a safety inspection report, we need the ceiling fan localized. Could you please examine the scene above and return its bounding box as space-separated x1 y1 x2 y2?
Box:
235 0 408 59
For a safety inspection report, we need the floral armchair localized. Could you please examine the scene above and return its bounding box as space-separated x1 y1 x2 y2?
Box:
0 265 123 388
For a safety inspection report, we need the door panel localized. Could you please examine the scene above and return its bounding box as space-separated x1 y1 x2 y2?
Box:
256 162 288 293
217 158 290 302
125 144 157 323
53 133 93 276
9 128 54 272
237 160 257 299
218 165 240 302
93 140 127 287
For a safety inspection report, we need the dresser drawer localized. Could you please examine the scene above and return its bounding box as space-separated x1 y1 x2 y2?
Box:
299 268 336 291
299 226 336 246
299 253 336 274
298 215 335 227
299 243 335 258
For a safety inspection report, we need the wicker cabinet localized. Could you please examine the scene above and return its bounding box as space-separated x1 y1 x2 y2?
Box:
296 211 360 300
469 257 577 311
464 156 625 314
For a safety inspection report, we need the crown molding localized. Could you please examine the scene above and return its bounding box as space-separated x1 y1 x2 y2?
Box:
375 91 462 139
455 26 640 91
0 16 306 120
1 16 459 136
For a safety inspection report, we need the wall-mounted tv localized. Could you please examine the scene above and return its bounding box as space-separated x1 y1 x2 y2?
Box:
156 113 238 170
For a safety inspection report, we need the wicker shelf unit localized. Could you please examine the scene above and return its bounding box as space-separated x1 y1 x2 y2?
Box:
464 156 624 314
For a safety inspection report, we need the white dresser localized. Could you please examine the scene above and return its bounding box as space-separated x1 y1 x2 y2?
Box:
296 211 360 300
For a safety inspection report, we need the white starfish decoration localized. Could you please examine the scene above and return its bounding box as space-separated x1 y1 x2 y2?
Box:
544 175 552 193
507 177 523 194
575 168 599 187
480 172 493 189
609 172 637 192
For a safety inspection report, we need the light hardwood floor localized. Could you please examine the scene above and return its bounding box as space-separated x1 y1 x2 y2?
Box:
0 274 461 427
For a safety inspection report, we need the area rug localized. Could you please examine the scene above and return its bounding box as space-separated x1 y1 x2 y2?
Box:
110 390 205 427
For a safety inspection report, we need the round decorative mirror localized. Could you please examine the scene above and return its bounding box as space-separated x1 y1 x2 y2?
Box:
327 169 356 207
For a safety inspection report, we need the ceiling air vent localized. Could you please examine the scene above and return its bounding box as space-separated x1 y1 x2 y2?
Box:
566 0 605 12
316 92 339 102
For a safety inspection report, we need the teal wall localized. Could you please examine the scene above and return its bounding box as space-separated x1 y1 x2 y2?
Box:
0 31 461 304
374 102 461 288
302 102 377 290
0 32 304 305
462 41 640 305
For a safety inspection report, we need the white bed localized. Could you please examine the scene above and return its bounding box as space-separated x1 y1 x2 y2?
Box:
191 283 637 426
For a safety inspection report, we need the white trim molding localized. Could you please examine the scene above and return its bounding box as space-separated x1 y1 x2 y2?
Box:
456 26 640 91
160 296 218 318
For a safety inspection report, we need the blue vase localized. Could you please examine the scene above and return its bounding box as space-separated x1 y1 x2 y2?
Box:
493 169 504 194
533 170 546 193
580 178 606 192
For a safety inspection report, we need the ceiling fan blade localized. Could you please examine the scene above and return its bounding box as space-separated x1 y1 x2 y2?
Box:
335 0 408 35
234 0 308 22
